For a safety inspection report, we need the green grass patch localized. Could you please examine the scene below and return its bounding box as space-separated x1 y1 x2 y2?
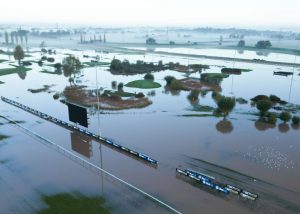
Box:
102 90 135 97
84 62 111 67
38 193 110 214
180 114 214 117
0 59 8 63
0 66 32 77
190 105 215 112
125 80 161 89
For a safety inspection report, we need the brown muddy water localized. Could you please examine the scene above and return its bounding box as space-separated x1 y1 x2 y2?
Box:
0 47 300 213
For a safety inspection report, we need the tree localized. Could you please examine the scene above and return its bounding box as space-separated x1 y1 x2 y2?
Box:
279 112 291 123
146 37 156 45
13 45 25 64
117 82 124 91
217 96 236 118
255 40 272 49
110 59 122 70
164 76 176 85
256 99 272 116
144 73 154 81
292 116 300 125
237 40 245 47
62 55 83 78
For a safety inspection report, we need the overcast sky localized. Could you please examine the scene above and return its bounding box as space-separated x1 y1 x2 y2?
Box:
1 0 299 28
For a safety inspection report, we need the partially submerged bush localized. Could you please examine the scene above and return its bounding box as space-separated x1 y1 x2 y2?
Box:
135 92 145 98
164 76 176 85
117 82 124 91
47 57 55 63
292 116 300 125
144 73 154 81
256 99 272 116
279 112 291 123
217 96 236 118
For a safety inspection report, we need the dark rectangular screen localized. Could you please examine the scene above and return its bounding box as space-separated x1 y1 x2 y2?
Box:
67 103 88 127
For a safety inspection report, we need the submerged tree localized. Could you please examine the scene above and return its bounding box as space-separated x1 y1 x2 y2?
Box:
13 45 25 64
217 96 236 118
62 55 83 79
256 99 272 116
279 112 291 123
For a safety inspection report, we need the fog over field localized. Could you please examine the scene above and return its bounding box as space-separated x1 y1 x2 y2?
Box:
0 0 300 28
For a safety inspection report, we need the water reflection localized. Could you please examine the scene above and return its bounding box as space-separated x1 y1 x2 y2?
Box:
17 71 27 80
278 123 290 133
256 51 270 57
254 120 275 131
237 50 244 54
215 119 233 134
291 124 300 130
70 131 93 158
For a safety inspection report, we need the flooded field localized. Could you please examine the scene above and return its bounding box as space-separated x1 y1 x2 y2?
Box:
1 46 300 213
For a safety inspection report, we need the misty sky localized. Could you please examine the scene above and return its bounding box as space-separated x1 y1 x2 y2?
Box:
1 0 299 28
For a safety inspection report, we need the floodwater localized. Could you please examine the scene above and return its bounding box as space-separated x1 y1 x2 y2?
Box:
125 46 300 64
1 46 300 214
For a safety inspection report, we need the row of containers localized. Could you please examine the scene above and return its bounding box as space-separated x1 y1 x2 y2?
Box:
1 96 259 201
0 96 158 166
176 168 258 201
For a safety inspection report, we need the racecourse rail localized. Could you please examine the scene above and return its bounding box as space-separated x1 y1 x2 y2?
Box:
0 114 181 214
1 96 158 166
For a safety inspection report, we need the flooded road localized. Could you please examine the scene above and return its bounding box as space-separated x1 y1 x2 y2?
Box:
1 46 300 213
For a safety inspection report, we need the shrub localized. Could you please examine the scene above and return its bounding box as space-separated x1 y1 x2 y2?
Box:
117 82 124 91
41 56 47 61
47 57 55 63
53 93 60 100
256 99 272 116
217 96 236 118
38 60 43 66
144 73 154 81
292 116 300 125
135 92 145 98
54 63 62 70
164 76 176 85
279 112 291 123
